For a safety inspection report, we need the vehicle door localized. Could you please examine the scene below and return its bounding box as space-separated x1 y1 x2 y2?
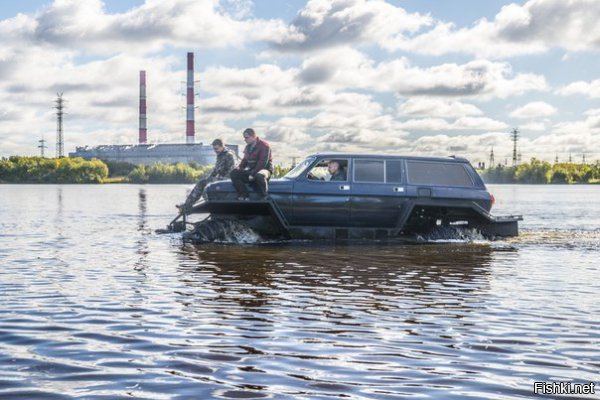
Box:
291 158 351 226
350 159 407 228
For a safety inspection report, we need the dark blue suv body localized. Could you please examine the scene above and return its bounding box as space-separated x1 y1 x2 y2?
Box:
195 154 521 241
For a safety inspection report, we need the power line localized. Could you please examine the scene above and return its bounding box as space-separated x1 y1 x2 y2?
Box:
38 135 47 158
510 128 519 166
55 93 65 158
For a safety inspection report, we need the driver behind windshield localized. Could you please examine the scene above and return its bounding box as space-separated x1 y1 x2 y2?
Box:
327 160 346 181
308 160 347 181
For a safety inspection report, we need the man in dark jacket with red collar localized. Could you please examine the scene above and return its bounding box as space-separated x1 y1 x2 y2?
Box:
230 128 273 200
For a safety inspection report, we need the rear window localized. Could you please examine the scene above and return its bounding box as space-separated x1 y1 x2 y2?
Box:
354 160 384 182
407 161 474 187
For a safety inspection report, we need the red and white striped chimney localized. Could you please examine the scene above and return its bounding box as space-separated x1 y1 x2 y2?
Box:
139 70 147 144
186 52 195 144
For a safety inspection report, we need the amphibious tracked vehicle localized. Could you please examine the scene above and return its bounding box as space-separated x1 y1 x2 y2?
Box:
180 154 521 242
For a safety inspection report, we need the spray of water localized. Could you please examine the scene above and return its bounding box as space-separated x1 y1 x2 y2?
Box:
416 226 488 243
184 217 263 244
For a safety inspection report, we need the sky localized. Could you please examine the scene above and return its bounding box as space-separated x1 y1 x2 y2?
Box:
0 0 599 166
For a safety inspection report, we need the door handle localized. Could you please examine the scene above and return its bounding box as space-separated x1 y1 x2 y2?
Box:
339 185 350 191
393 187 405 192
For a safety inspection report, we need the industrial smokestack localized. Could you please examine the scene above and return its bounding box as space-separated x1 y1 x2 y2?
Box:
139 71 147 144
186 52 195 144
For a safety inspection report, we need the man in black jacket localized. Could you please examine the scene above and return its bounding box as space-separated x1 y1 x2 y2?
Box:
230 128 273 200
179 139 235 212
328 160 347 181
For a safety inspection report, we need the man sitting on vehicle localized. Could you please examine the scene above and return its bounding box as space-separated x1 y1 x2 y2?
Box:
230 128 273 200
178 138 235 212
328 160 346 181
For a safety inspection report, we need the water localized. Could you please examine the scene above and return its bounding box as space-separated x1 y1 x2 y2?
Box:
0 184 599 399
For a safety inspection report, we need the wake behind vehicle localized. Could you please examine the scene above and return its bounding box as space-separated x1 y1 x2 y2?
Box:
182 154 522 242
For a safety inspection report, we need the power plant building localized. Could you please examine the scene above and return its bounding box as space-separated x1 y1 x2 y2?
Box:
69 53 235 166
69 143 237 166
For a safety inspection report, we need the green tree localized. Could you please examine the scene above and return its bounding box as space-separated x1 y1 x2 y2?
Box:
0 156 108 183
480 164 517 183
128 162 209 184
104 160 137 177
273 165 292 178
515 158 551 183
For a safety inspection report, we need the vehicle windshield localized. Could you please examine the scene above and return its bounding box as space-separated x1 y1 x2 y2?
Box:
283 157 316 179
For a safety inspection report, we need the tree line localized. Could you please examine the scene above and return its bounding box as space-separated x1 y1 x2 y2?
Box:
0 157 292 184
480 158 600 184
0 156 109 183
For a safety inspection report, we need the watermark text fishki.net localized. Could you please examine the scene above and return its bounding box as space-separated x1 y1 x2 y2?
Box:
534 381 595 396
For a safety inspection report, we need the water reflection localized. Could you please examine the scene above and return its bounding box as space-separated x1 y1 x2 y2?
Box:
175 243 500 315
178 243 496 289
54 186 63 230
137 188 147 232
135 188 149 271
167 244 522 398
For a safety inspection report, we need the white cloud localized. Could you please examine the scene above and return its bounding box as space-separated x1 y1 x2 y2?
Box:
552 114 600 135
264 123 311 145
453 117 508 130
530 130 600 160
297 49 547 99
264 0 600 59
201 64 297 95
520 122 547 131
0 0 297 56
556 79 600 99
397 0 600 58
584 108 600 117
409 131 512 159
509 101 556 119
398 98 482 118
195 52 545 123
269 0 432 52
400 129 600 165
399 117 507 131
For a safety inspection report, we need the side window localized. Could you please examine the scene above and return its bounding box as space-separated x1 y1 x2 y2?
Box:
306 159 348 181
354 160 384 182
386 160 404 183
407 161 474 186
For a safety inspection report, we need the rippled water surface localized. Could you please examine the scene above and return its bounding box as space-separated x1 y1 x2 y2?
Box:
0 184 599 399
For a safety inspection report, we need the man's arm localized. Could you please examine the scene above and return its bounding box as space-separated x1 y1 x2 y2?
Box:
237 154 248 170
208 156 219 178
221 152 235 176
